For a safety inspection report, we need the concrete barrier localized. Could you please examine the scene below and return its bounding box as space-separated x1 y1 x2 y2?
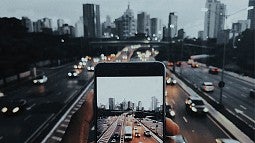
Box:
19 71 31 78
6 75 18 83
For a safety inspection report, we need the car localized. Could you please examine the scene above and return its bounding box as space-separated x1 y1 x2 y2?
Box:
166 104 176 118
137 123 141 126
112 132 120 139
133 126 138 130
191 63 199 68
250 89 255 98
215 138 240 143
67 70 79 77
150 126 156 130
209 67 219 74
33 75 48 84
0 91 4 97
185 97 209 115
87 66 95 71
166 77 177 85
110 139 116 143
167 61 174 67
168 135 188 143
201 82 215 92
144 130 151 137
117 123 122 126
0 98 27 116
135 132 140 137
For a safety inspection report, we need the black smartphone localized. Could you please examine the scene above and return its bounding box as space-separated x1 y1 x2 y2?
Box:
94 62 165 143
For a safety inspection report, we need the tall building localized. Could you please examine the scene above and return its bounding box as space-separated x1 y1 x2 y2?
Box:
203 0 226 40
232 20 250 34
137 12 151 36
198 31 204 39
42 18 52 29
137 101 142 111
114 4 136 39
168 12 178 38
83 4 101 38
150 18 158 38
75 16 84 37
177 29 185 39
33 20 43 32
109 98 115 110
151 96 158 111
57 19 64 29
102 15 115 37
247 0 255 29
21 17 33 32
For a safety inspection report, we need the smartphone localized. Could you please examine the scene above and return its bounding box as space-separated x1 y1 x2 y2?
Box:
95 62 165 143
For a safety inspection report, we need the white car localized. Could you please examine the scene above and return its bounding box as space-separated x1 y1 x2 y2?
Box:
201 82 214 92
0 91 4 97
33 75 48 84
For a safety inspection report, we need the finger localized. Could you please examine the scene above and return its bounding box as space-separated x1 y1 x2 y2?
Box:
166 118 180 135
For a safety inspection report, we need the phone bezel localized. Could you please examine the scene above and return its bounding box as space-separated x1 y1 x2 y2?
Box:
94 62 166 142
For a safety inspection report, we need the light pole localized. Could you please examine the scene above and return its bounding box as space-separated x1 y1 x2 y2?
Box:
202 6 254 105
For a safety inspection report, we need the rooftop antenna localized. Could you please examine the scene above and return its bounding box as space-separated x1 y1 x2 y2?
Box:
128 1 130 9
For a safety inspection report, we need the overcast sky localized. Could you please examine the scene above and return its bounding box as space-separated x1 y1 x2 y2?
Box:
0 0 249 37
97 77 163 110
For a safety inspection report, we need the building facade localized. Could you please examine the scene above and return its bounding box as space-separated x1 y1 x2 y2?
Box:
75 16 84 37
137 12 150 36
168 12 178 38
248 0 255 29
83 4 101 38
21 17 33 32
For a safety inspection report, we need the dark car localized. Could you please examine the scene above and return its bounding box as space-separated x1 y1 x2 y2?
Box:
166 104 176 118
67 70 79 78
185 97 208 115
166 77 177 85
112 132 120 139
0 98 27 116
209 67 219 74
144 130 151 137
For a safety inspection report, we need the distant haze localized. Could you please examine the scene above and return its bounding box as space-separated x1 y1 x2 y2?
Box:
0 0 249 37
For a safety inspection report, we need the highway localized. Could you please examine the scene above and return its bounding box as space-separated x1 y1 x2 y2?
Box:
175 62 255 128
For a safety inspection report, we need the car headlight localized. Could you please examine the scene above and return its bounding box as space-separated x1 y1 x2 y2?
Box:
68 73 72 76
12 107 20 113
191 107 197 112
73 73 77 76
203 107 209 112
172 80 177 84
1 107 8 113
170 111 175 116
33 80 37 83
87 67 91 70
91 67 94 70
74 65 78 69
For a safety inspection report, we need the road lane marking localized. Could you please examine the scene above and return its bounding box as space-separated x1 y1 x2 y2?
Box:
27 103 36 110
183 116 188 123
242 87 247 90
240 105 247 110
0 136 3 140
171 100 176 105
225 86 230 89
60 124 68 128
24 115 31 121
223 95 227 98
56 129 65 134
56 91 62 96
235 108 255 124
240 94 246 98
51 136 62 141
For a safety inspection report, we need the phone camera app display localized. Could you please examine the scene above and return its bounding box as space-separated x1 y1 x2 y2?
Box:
97 76 164 143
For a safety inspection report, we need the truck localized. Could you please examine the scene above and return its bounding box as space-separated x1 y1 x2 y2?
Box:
124 126 132 141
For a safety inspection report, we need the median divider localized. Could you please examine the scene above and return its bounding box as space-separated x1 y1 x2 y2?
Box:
171 71 254 143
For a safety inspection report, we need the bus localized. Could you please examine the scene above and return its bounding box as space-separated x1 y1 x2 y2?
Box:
124 126 132 141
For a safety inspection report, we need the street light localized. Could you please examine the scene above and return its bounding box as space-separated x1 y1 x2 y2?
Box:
202 6 254 105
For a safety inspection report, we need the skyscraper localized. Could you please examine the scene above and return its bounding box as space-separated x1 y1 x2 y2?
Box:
151 96 158 111
168 12 178 38
83 4 101 38
109 98 115 110
21 17 33 32
75 16 84 37
57 19 64 29
247 0 255 29
137 12 150 36
203 0 226 39
150 18 158 38
114 4 136 39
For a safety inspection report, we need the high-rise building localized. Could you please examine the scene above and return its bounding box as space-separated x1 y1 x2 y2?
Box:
21 17 33 32
83 4 101 38
232 20 250 34
137 12 150 36
177 29 185 39
163 26 169 39
137 101 142 111
168 12 178 38
75 16 84 37
198 31 204 39
204 0 226 40
33 20 43 32
109 98 115 110
114 4 136 39
151 96 158 111
150 18 158 38
248 0 255 29
42 18 52 29
102 15 115 37
57 19 64 29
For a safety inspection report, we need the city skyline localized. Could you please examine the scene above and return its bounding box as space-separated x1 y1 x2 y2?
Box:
0 0 249 37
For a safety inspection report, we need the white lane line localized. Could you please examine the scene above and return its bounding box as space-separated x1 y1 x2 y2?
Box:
24 115 32 121
207 115 231 138
183 116 188 123
51 136 62 141
0 136 3 140
56 129 65 134
242 87 247 90
171 100 176 105
225 86 230 89
60 124 68 128
27 103 36 110
223 95 227 98
240 105 247 110
240 94 246 98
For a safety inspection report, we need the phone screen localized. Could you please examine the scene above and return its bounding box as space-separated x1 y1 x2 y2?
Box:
96 76 164 143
